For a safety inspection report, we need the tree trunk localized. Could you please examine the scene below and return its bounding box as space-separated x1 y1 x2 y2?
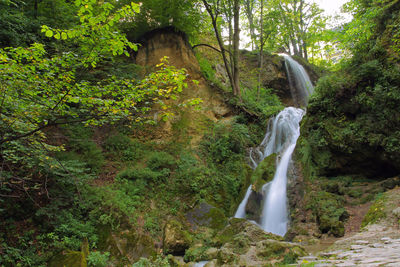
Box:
34 0 38 19
244 0 258 50
257 0 264 101
233 0 241 98
202 0 235 94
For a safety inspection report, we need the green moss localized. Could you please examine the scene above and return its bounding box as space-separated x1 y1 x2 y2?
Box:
308 191 348 237
251 153 276 191
361 193 387 227
183 245 209 262
206 208 228 230
49 250 87 267
163 220 193 255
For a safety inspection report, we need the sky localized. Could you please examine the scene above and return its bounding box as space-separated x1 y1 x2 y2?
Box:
315 0 352 25
317 0 349 16
239 0 352 49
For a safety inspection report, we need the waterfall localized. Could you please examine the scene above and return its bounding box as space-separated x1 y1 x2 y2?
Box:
234 185 252 218
280 54 314 107
234 55 313 236
259 108 304 236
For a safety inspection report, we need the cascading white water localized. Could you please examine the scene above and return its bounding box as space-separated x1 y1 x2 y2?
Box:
259 108 304 236
234 55 313 236
280 54 314 106
234 185 252 218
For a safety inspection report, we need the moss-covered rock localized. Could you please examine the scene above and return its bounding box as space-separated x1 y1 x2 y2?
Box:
361 193 387 228
49 239 89 267
242 154 276 222
213 218 282 247
163 220 193 255
309 191 349 237
250 154 276 192
49 251 87 267
99 228 157 265
210 218 306 266
186 202 228 231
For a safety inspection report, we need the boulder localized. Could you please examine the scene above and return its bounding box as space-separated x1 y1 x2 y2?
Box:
163 220 193 255
49 239 89 267
250 153 276 192
382 176 400 190
99 228 157 265
244 190 263 222
49 251 87 267
186 202 228 230
392 207 400 218
211 218 305 266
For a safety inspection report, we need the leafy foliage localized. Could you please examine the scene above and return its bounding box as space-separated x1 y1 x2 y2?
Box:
118 0 203 42
300 1 400 178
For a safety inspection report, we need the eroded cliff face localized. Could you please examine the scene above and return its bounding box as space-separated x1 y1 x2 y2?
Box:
134 27 232 144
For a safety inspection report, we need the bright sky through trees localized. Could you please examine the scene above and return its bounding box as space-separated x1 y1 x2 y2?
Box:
317 0 349 16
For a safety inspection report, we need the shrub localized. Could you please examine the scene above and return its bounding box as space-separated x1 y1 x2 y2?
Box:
103 133 147 161
361 193 387 227
146 151 176 170
87 251 110 267
116 167 170 183
201 122 250 164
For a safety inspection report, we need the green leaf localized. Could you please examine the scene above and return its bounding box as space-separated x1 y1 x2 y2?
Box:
45 30 53 38
61 32 68 40
131 2 140 13
54 33 61 40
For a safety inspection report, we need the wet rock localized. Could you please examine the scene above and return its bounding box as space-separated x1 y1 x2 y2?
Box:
244 190 263 222
250 153 276 191
163 220 193 255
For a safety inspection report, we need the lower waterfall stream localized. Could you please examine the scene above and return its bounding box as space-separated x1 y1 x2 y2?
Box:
234 54 313 237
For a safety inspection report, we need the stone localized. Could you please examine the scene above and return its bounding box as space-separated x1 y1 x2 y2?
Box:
163 220 193 255
244 190 263 222
350 245 365 250
250 153 276 192
299 256 318 261
319 251 342 257
392 207 400 218
210 218 306 265
48 251 87 267
186 202 228 230
370 243 384 248
381 177 400 190
355 240 369 245
99 228 157 264
204 248 219 259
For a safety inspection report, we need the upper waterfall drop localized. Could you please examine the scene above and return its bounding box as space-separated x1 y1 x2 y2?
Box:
279 54 314 107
